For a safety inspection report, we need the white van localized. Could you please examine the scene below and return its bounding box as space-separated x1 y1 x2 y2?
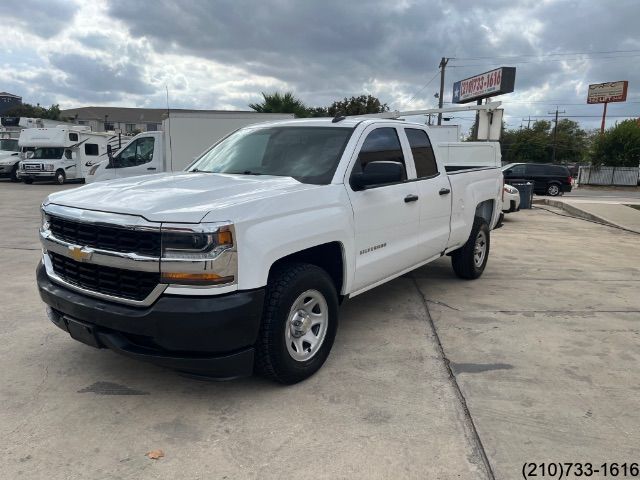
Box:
18 126 123 184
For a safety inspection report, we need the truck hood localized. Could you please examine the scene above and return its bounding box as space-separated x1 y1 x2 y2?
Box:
46 172 321 223
0 152 19 164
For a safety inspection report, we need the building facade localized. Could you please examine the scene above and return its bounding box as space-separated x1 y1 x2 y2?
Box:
0 92 23 115
60 107 166 133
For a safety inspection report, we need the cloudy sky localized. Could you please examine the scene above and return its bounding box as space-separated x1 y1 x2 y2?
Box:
1 0 639 131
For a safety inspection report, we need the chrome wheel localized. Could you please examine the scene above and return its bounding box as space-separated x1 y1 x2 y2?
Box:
547 184 560 196
285 289 328 362
473 230 487 268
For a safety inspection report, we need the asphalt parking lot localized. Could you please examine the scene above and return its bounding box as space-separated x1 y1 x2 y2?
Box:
1 181 639 480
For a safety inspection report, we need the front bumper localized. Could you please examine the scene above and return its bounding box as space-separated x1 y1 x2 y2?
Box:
19 171 56 180
0 164 16 176
37 262 265 378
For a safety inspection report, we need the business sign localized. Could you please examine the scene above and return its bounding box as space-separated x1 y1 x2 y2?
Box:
452 67 516 104
587 81 628 104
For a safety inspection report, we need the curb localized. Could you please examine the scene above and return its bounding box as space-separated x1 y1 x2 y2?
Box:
533 198 640 234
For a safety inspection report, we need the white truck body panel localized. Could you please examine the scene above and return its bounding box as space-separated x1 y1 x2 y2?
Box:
47 117 503 298
436 141 501 168
87 111 294 183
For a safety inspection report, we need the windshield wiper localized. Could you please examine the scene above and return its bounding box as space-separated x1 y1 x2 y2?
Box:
227 170 264 175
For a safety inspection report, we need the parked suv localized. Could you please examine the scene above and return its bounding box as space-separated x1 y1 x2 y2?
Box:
502 163 572 196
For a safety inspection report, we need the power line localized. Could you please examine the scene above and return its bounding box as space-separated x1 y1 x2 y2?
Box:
405 70 440 104
454 48 640 61
449 53 640 68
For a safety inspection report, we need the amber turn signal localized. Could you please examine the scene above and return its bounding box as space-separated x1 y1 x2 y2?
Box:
161 272 234 285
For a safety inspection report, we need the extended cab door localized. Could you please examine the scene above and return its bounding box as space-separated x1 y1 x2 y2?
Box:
401 127 452 259
346 126 421 293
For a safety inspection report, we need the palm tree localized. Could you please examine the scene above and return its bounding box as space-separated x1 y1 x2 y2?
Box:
249 92 309 118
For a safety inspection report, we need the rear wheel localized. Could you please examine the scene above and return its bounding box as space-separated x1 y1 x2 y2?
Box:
255 263 338 384
451 217 490 280
547 183 560 196
55 170 66 185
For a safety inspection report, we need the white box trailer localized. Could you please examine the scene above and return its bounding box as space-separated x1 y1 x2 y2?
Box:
87 111 294 182
18 126 123 184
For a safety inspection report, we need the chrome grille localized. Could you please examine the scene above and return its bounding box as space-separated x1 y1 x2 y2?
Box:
49 252 159 302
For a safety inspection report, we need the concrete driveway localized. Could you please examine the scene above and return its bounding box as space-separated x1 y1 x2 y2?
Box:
1 181 638 479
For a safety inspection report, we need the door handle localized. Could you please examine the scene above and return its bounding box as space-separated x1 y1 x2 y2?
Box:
147 167 157 170
404 194 419 203
439 188 451 195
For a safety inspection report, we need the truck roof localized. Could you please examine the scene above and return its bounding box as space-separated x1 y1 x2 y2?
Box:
242 116 430 129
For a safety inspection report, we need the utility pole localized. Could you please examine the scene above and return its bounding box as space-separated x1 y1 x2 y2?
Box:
437 57 449 125
548 107 565 163
527 116 531 129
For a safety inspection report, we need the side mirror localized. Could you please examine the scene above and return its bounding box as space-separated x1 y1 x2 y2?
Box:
25 151 34 159
351 161 404 191
107 144 113 160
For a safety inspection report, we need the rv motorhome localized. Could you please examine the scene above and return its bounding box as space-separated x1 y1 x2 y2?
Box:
1 117 78 182
18 126 124 184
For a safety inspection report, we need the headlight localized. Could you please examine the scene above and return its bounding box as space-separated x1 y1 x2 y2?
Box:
161 224 233 259
160 223 236 286
45 164 55 171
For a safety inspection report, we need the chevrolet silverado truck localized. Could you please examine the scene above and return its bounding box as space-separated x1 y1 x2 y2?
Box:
37 117 503 384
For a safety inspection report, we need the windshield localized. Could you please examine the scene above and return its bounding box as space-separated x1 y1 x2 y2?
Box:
189 126 354 184
30 147 65 160
0 139 19 152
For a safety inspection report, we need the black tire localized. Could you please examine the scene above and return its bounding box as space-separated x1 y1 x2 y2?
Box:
255 263 338 384
55 170 66 185
23 178 33 184
10 164 19 182
546 183 561 196
451 217 490 280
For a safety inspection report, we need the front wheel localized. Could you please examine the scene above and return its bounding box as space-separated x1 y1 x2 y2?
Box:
547 183 561 196
451 217 490 280
55 170 66 185
10 164 19 182
255 263 338 384
23 178 33 184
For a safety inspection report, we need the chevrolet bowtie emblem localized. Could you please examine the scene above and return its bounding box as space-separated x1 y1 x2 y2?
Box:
69 245 93 262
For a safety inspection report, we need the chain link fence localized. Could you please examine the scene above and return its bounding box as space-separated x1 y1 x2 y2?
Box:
577 166 639 186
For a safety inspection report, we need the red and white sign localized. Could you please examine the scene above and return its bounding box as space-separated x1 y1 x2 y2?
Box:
587 81 628 104
453 68 509 103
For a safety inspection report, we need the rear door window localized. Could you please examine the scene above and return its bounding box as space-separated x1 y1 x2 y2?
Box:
405 128 438 178
525 164 546 175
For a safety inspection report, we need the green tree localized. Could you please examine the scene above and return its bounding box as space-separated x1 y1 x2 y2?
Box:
590 119 640 167
4 103 61 120
306 106 329 117
499 119 588 164
249 92 309 118
327 95 389 116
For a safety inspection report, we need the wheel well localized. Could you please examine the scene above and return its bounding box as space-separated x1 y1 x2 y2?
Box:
475 199 495 224
269 242 345 295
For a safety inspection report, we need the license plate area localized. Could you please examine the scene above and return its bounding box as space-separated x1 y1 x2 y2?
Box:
65 317 102 348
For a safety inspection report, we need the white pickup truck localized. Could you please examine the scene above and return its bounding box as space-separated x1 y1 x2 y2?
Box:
37 117 503 383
